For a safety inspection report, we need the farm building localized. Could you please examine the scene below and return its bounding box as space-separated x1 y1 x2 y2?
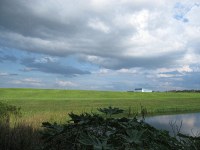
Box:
135 88 152 92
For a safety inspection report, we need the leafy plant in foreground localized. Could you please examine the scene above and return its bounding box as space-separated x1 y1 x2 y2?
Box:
41 107 200 150
97 106 124 117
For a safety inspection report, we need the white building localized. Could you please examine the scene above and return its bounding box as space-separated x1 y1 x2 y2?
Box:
135 88 152 92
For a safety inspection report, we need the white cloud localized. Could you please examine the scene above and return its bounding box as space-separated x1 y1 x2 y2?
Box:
82 55 107 65
34 56 57 63
117 68 138 74
157 74 182 78
98 69 110 74
0 72 9 76
177 65 193 73
22 67 36 72
56 80 77 87
0 72 17 76
185 3 200 25
129 9 150 30
157 65 193 74
88 18 110 33
11 78 43 86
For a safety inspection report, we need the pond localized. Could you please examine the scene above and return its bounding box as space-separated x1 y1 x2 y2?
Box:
145 112 200 136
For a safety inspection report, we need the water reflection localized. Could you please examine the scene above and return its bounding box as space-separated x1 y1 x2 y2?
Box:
145 113 200 136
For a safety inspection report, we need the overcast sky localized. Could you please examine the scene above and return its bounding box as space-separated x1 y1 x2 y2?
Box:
0 0 200 91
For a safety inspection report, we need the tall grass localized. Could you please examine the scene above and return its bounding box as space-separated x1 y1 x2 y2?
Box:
0 102 200 150
0 122 41 150
0 102 42 150
1 88 200 126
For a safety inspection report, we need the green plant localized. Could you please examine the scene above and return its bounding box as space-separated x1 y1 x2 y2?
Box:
97 106 124 117
140 105 147 121
41 107 200 150
0 102 21 124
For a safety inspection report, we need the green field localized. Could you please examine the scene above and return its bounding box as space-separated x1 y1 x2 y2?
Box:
1 88 200 126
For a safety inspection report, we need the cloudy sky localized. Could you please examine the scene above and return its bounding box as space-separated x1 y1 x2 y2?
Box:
0 0 200 91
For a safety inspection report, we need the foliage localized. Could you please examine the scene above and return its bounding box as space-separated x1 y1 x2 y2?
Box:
41 107 200 150
98 106 124 117
0 101 21 123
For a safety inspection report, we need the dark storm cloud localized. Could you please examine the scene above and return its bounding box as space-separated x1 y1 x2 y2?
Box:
21 57 90 76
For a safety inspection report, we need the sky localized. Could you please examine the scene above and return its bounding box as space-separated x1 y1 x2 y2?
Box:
0 0 200 91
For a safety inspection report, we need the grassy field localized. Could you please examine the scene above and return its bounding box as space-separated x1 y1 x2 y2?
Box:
1 88 200 126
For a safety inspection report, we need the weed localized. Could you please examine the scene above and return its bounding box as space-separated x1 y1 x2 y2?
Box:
41 107 200 150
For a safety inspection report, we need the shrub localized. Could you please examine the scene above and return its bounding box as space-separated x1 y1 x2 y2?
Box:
41 107 200 150
0 102 21 124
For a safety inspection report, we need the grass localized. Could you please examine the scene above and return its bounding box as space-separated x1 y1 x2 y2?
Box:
1 107 199 150
0 122 41 150
1 88 200 126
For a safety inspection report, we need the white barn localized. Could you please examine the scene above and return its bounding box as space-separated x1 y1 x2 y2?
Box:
135 88 152 92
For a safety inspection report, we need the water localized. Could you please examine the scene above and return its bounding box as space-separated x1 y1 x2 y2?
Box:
145 112 200 136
